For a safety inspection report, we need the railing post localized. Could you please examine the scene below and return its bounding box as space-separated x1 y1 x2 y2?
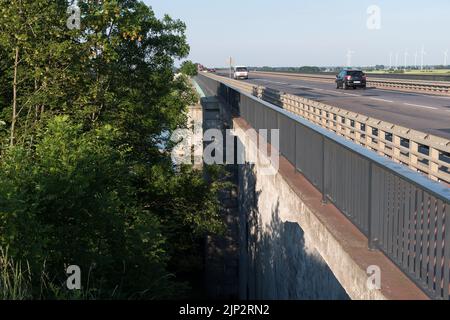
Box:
378 129 386 156
409 140 419 171
392 134 402 164
355 122 362 145
368 162 377 250
429 147 440 182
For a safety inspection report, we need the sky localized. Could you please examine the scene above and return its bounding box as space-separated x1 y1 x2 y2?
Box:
143 0 450 68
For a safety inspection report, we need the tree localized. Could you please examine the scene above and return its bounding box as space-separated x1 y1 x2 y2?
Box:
0 0 224 299
179 60 198 76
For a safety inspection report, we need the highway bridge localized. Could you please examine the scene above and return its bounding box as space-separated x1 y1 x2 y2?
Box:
211 71 450 184
217 70 450 140
191 71 450 300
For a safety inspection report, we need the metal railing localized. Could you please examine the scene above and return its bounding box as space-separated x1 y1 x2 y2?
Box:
252 71 450 96
204 73 450 184
197 73 450 300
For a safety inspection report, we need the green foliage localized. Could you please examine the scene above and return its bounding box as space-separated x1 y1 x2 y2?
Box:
179 60 198 76
0 1 224 299
0 116 178 299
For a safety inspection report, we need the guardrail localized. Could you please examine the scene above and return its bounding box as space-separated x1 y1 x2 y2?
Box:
252 71 450 96
197 72 450 300
246 70 450 82
204 73 450 184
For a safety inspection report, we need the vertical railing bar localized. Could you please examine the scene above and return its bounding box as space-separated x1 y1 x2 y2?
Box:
322 135 327 204
415 189 424 279
382 171 389 251
345 150 349 215
354 155 359 224
348 152 353 218
428 197 437 294
443 204 450 299
387 174 394 255
333 142 337 204
294 121 297 175
360 159 364 230
435 199 444 299
368 162 376 250
421 193 430 286
362 158 367 231
409 186 418 274
374 166 381 247
401 180 410 268
402 181 408 267
399 179 405 261
393 176 400 260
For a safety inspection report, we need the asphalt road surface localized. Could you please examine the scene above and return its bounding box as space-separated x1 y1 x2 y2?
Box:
216 71 450 140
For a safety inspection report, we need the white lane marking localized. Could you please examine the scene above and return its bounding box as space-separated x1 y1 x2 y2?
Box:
431 95 450 100
251 77 450 111
289 84 320 90
369 97 394 103
255 77 362 97
403 103 438 110
252 74 450 100
373 88 450 100
265 80 288 85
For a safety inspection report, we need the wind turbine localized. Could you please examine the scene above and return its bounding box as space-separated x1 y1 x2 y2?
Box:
414 50 418 69
389 52 393 69
404 49 409 70
395 52 399 70
444 50 449 67
420 46 426 70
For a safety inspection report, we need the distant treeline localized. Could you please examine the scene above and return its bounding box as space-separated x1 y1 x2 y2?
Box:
253 66 326 73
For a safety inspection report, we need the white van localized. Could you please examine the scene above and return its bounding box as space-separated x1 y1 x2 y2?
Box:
233 66 249 80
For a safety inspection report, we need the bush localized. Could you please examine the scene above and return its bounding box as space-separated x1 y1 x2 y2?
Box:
0 116 178 299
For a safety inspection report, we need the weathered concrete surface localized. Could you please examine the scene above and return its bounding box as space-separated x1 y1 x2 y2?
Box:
187 92 204 169
235 121 348 300
203 96 240 299
234 117 429 300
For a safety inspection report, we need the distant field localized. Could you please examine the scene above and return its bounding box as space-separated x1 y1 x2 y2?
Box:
366 69 450 75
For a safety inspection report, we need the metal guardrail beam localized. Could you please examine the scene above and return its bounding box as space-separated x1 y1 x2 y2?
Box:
205 73 450 184
239 70 450 82
252 71 450 96
197 72 450 300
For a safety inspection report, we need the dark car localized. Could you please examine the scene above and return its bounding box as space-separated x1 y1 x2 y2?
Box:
336 70 366 89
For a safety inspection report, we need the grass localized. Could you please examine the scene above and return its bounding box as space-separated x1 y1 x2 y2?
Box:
0 247 146 300
0 248 33 300
0 248 87 300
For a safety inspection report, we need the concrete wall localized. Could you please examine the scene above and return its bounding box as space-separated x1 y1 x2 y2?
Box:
231 116 428 300
235 125 349 300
